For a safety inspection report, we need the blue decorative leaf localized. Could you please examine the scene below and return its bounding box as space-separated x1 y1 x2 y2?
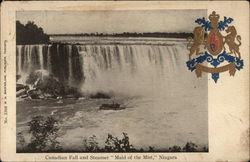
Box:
212 73 219 83
218 17 234 31
186 59 196 71
211 59 220 67
207 51 236 67
195 17 212 31
222 53 235 62
186 50 244 83
235 59 244 70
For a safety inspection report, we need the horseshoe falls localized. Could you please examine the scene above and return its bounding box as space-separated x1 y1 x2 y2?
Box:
16 41 201 97
16 39 208 150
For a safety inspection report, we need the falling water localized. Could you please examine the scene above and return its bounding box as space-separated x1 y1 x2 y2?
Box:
16 46 22 75
38 45 44 70
47 44 52 73
68 45 73 85
16 40 194 96
78 44 189 97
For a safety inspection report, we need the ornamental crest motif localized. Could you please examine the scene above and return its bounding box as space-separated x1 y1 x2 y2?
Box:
186 11 243 83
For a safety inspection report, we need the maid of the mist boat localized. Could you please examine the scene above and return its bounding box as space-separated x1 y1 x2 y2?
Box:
99 101 125 110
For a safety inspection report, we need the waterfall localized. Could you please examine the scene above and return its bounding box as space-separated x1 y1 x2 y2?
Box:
38 45 44 70
16 45 22 75
47 44 52 73
67 45 74 85
78 44 189 97
16 41 193 96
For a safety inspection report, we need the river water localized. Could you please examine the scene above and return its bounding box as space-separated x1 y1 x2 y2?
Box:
16 37 208 151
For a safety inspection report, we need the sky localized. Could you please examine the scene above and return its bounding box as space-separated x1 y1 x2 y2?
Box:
17 10 206 34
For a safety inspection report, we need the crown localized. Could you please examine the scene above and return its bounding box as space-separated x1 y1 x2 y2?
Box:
209 11 220 23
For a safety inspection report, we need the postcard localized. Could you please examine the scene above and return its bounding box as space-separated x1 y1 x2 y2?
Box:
0 1 249 161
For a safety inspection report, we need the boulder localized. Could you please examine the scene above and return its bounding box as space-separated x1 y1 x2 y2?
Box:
16 89 27 97
16 84 29 91
27 89 44 99
16 75 21 82
22 70 83 99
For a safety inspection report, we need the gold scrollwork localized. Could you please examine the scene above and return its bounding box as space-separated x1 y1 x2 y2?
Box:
195 63 236 77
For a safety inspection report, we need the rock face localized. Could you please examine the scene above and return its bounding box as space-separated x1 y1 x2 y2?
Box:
16 84 28 91
16 83 29 98
17 88 28 98
27 89 44 99
16 70 82 99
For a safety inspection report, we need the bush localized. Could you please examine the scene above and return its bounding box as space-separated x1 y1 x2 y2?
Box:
82 133 136 152
202 146 209 152
27 116 62 152
82 135 100 152
168 145 182 152
148 146 155 152
104 132 135 152
17 132 26 151
81 133 206 152
182 142 198 152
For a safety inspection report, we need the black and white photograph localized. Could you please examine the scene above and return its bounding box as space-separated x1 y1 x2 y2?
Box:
16 10 208 153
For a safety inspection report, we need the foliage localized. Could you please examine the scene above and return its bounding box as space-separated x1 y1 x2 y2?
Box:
16 21 49 45
182 142 198 152
104 132 135 152
82 135 100 152
82 133 136 152
168 145 182 152
17 125 208 152
202 146 209 152
148 146 155 152
81 133 206 152
17 132 26 151
27 116 62 152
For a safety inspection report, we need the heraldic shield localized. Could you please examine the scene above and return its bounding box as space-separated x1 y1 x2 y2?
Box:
186 11 243 83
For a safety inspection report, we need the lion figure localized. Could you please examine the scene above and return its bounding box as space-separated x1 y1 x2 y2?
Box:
224 26 241 59
187 26 206 60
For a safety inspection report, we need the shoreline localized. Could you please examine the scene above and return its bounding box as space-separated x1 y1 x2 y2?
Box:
17 37 187 46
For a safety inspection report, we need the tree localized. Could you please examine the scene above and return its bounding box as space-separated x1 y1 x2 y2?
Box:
16 21 49 45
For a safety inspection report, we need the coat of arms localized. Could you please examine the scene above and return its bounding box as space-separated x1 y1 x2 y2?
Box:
186 11 243 82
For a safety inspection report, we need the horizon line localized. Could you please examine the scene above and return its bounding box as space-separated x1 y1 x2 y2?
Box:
48 32 192 35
